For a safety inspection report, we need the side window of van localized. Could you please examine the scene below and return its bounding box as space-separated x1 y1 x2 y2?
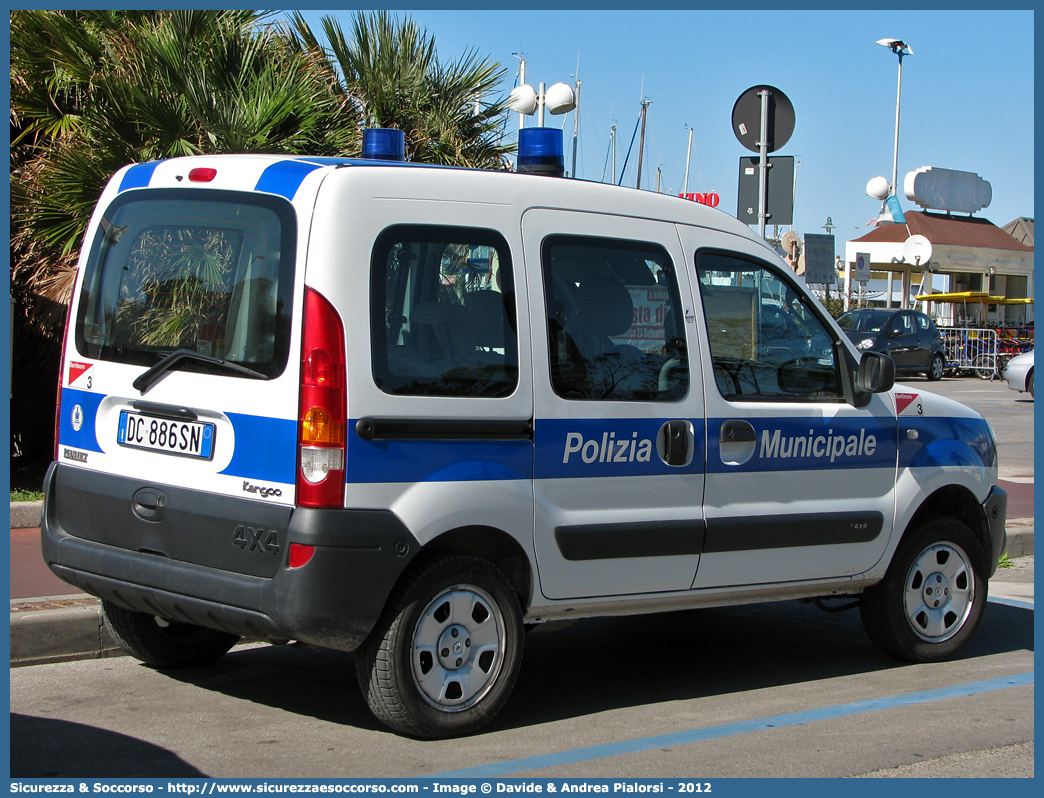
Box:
371 225 518 398
542 235 688 402
695 252 841 400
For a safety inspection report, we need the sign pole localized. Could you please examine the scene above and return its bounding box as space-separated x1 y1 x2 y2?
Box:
757 89 770 239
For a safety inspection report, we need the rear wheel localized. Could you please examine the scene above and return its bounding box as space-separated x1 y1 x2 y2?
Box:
356 553 524 739
926 354 945 381
860 517 987 662
102 601 239 668
1028 371 1034 398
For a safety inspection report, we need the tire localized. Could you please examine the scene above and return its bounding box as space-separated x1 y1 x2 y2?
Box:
971 355 995 380
860 516 987 663
926 354 944 381
356 553 524 739
102 601 239 668
1028 371 1034 399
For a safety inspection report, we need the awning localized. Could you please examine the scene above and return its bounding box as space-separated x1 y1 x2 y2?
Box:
914 291 1006 303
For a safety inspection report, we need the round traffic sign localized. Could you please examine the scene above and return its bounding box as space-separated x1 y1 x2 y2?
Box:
731 85 795 154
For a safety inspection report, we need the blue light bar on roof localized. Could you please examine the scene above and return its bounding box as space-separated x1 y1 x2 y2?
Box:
517 128 565 177
361 128 406 161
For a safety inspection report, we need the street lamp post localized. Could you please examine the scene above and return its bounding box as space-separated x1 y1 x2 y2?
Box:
876 38 913 199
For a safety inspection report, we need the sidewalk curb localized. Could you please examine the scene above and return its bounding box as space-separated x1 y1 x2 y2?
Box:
10 600 121 667
1004 524 1033 558
10 500 43 529
9 527 1033 667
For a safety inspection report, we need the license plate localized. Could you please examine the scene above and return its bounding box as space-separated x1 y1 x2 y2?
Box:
117 410 215 460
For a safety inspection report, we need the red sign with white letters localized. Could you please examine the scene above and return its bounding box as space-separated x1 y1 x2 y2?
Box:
68 361 93 387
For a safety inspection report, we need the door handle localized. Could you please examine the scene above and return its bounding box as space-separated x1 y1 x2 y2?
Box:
659 420 692 467
720 419 756 443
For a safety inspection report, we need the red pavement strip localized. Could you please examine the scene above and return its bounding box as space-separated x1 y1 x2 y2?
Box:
10 527 80 600
10 478 1033 602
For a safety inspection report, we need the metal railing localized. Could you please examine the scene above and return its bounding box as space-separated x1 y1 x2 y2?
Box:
939 327 999 379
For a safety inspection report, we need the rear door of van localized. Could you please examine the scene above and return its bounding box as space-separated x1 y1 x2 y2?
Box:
304 167 536 560
54 157 318 572
525 209 706 600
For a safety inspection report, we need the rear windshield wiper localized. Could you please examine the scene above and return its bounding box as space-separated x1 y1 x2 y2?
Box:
133 349 269 395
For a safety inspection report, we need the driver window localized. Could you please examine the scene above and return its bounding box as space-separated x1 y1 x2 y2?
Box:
695 252 841 400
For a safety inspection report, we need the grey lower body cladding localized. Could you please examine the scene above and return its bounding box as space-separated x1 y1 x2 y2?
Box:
40 462 416 651
554 512 885 561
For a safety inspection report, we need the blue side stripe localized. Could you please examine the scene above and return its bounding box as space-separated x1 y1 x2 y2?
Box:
432 672 1034 777
118 161 163 192
219 413 297 484
347 431 532 484
900 416 996 470
706 415 896 474
253 160 324 200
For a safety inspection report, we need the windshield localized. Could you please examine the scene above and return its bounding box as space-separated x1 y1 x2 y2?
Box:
837 310 891 334
75 189 297 379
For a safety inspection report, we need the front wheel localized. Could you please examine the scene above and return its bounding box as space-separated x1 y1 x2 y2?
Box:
860 517 987 662
926 353 945 381
102 601 240 668
356 553 524 738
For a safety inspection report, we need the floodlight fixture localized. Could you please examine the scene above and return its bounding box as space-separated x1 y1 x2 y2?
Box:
876 38 913 57
509 77 575 127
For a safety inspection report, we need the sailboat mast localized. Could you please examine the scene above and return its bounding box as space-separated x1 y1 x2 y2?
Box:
571 80 581 179
636 99 650 189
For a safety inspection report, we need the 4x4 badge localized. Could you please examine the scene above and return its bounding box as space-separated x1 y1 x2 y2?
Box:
232 525 280 555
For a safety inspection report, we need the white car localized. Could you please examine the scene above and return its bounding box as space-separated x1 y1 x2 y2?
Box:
1001 349 1034 398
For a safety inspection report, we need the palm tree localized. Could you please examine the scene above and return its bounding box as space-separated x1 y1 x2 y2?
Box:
289 11 513 169
11 10 357 323
9 10 357 465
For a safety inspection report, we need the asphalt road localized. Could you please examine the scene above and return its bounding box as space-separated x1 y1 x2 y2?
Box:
11 574 1034 779
11 376 1034 780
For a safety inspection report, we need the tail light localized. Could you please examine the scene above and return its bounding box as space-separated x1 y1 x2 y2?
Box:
297 287 347 508
53 298 76 461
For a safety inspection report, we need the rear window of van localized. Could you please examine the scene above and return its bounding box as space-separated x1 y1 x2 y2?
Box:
74 189 297 380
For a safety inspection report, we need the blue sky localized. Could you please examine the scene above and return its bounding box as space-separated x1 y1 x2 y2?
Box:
289 8 1034 256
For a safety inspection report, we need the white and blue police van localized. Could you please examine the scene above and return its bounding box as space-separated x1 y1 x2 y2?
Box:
43 128 1007 738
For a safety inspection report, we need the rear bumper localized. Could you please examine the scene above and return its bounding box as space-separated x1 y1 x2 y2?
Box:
41 462 417 651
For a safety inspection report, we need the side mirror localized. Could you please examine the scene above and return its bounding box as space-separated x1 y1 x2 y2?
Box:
856 351 895 393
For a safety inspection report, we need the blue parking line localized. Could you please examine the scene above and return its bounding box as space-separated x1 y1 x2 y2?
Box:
433 672 1034 778
989 596 1034 609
